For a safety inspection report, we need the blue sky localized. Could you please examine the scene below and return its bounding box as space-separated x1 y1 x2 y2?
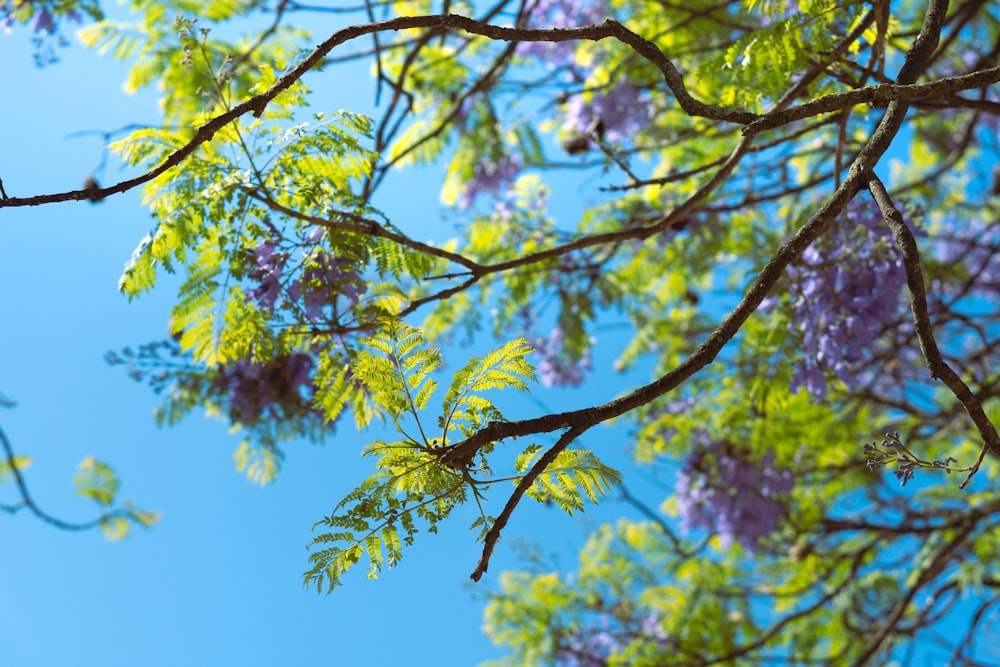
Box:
0 11 660 667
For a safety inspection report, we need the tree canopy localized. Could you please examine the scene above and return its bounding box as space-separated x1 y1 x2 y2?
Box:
3 0 1000 663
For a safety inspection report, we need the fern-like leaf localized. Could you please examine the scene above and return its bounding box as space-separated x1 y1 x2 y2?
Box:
518 448 623 516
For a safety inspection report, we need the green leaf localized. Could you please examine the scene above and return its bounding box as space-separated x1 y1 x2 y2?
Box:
74 457 120 507
100 516 131 541
521 449 622 515
440 338 535 440
233 440 282 486
353 319 442 421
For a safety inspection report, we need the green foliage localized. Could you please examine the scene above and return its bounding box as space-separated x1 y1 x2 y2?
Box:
79 3 310 124
74 456 120 506
516 445 622 514
352 318 443 421
305 318 622 590
306 319 541 590
441 338 536 438
74 457 160 541
305 442 466 590
232 440 281 486
109 103 387 479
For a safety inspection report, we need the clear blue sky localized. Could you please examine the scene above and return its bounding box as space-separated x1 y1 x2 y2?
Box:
0 11 656 667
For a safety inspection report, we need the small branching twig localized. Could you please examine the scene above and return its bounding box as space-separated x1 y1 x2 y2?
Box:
863 432 959 487
0 395 155 533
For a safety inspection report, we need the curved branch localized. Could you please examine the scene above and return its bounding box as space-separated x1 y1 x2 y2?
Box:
470 424 585 581
0 420 129 532
867 173 1000 485
438 127 901 470
0 14 755 208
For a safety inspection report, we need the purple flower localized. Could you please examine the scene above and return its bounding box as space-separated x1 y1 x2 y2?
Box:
33 7 54 34
564 82 651 143
1 2 14 33
533 327 591 388
246 239 365 319
1 1 85 39
306 226 325 244
289 253 366 319
517 0 608 62
790 363 827 398
640 612 669 641
247 240 289 311
458 154 522 208
655 397 713 448
786 198 907 398
556 613 619 667
675 441 794 550
214 353 315 424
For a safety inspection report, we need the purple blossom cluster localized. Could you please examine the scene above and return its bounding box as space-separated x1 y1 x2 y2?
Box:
557 630 616 667
554 611 670 666
534 327 591 388
675 441 794 550
247 238 365 319
2 1 90 65
786 198 906 398
564 82 652 143
490 182 548 223
639 612 670 642
289 253 366 318
458 154 522 208
654 397 709 445
248 240 287 310
556 614 619 667
517 0 607 61
212 353 314 425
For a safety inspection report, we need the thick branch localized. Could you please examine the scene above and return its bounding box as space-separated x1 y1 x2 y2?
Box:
439 163 863 470
440 91 921 472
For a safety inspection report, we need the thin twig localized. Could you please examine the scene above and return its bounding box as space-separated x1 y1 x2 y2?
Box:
0 421 116 531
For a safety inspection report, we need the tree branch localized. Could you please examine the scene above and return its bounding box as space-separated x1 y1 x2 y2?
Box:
441 4 954 575
0 418 124 532
745 66 1000 136
0 14 755 208
470 424 585 581
867 172 1000 486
